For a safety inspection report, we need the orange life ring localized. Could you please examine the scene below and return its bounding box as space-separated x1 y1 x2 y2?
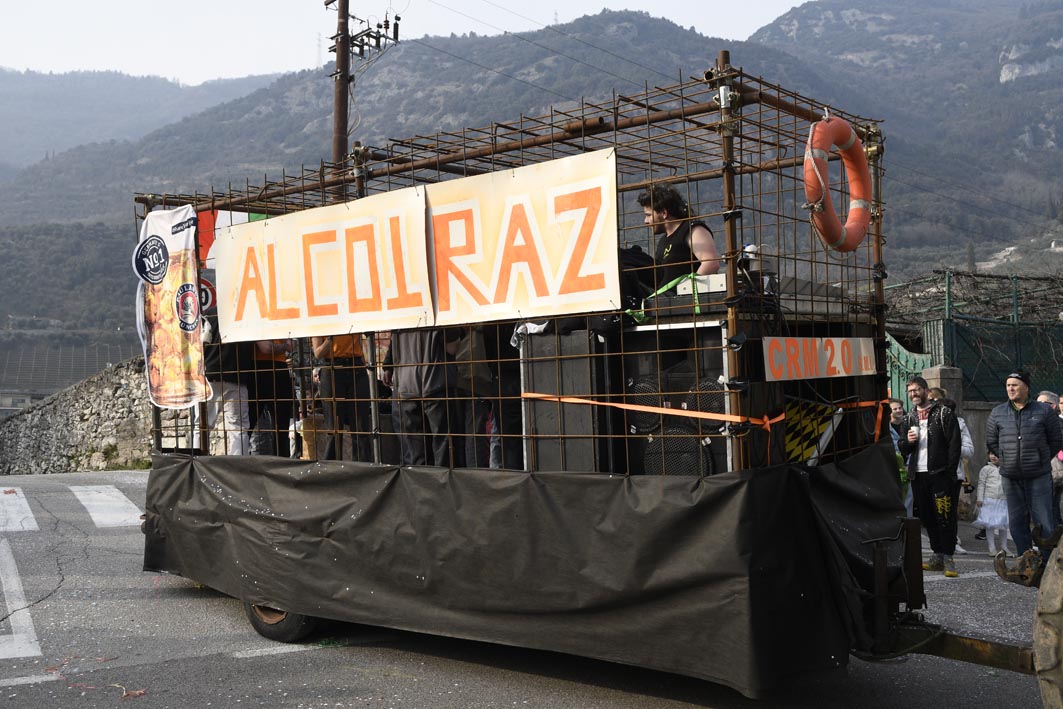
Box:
802 117 872 252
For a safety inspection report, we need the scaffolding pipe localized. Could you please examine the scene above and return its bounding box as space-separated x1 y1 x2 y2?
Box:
716 50 746 471
132 80 868 218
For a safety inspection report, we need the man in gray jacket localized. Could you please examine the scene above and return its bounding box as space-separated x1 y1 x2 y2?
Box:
986 370 1063 556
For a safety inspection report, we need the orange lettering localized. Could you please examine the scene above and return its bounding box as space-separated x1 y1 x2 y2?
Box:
840 339 853 375
302 230 339 318
802 338 819 378
824 339 839 376
785 338 800 379
385 215 423 310
267 243 299 320
555 188 605 295
433 207 488 312
493 202 550 302
234 246 268 322
767 339 784 380
345 224 382 313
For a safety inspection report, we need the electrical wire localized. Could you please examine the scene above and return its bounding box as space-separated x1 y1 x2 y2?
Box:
889 159 1049 226
469 0 680 83
887 174 1046 232
408 38 576 102
428 0 648 90
360 4 1054 251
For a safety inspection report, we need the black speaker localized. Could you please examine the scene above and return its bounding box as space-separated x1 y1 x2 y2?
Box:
523 331 621 472
684 376 728 423
643 425 715 476
626 377 663 434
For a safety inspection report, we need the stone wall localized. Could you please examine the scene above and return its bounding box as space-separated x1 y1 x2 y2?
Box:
0 357 152 475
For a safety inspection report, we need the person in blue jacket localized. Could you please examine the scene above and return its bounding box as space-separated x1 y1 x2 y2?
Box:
986 369 1063 556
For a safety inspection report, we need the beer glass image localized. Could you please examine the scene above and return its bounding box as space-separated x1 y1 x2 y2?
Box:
135 205 212 409
141 248 211 407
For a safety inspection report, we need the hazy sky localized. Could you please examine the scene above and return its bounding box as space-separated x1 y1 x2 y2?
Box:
0 1 805 85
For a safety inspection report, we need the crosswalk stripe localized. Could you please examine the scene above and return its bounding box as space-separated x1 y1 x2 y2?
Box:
0 674 58 687
0 488 38 532
0 538 42 659
68 485 143 528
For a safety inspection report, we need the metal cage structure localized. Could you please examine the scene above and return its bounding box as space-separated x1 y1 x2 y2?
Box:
135 50 888 475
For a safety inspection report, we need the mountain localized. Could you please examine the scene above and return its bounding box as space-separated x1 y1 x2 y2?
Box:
0 11 830 227
0 221 137 347
0 69 280 168
2 2 1063 340
751 0 1063 277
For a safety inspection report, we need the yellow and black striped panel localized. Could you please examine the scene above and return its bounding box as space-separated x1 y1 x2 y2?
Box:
784 398 839 463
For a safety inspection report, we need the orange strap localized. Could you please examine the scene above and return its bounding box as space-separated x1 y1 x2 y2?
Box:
521 392 786 432
837 399 891 442
522 393 888 468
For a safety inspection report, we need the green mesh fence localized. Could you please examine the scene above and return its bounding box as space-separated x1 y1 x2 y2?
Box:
942 318 1063 402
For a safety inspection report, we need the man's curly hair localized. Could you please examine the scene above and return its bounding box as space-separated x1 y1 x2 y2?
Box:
636 184 689 219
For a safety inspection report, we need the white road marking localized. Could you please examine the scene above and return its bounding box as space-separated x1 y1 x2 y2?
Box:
232 645 313 658
68 485 142 528
0 538 42 659
0 674 58 687
923 571 998 582
0 489 38 532
231 633 395 658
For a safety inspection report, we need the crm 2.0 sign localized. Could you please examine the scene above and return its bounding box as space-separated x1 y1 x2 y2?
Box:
762 336 876 382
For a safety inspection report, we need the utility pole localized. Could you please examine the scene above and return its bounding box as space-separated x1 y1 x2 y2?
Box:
331 0 351 171
326 0 399 192
323 0 400 464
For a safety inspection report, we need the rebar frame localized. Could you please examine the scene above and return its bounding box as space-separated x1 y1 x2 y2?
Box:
136 50 887 472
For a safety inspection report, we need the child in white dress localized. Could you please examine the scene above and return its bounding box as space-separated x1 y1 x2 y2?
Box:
975 453 1009 555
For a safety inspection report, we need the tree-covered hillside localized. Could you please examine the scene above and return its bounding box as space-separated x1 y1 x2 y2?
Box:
0 11 833 226
0 222 137 344
752 0 1063 278
0 68 278 168
1 2 1062 318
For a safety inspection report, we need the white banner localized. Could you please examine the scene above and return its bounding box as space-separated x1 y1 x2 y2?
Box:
215 187 430 342
214 150 620 341
427 149 619 326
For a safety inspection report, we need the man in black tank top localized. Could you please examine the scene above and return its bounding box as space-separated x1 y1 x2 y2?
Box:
637 185 720 291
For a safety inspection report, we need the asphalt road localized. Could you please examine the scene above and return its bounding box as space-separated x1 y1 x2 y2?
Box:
0 470 1044 708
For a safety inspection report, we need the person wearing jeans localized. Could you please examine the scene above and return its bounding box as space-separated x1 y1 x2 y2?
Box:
986 370 1063 556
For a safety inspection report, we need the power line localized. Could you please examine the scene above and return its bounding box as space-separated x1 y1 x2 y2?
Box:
469 0 678 83
409 38 576 102
887 173 1047 232
428 0 646 90
889 159 1049 221
393 7 1056 245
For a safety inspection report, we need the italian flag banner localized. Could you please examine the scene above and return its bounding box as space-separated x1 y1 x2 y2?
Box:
197 209 266 268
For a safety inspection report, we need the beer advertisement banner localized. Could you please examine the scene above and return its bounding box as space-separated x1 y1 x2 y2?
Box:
214 149 619 341
426 149 619 326
215 186 431 342
133 204 212 409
